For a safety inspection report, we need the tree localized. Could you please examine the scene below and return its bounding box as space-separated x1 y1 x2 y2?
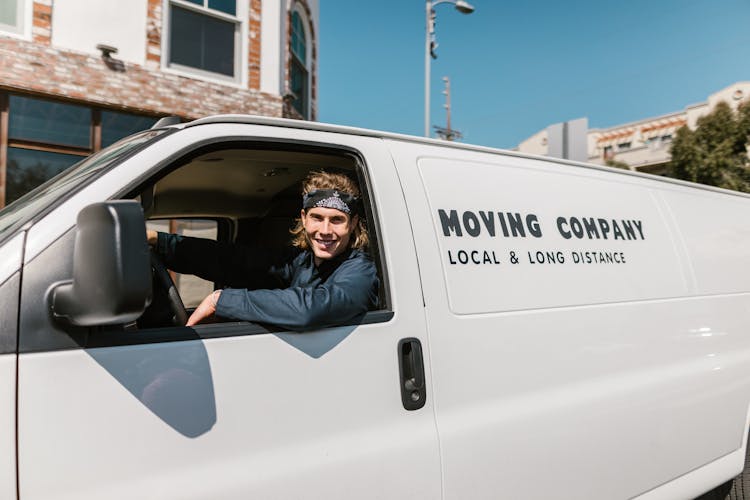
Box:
668 101 750 192
604 158 630 170
6 161 53 204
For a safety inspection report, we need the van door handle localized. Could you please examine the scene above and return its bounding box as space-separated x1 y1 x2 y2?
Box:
398 338 427 411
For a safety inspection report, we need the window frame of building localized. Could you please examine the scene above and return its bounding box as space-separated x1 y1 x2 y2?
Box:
289 8 311 119
0 0 31 38
0 91 159 208
163 0 247 86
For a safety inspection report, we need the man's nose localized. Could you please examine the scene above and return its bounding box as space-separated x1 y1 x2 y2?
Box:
320 219 331 233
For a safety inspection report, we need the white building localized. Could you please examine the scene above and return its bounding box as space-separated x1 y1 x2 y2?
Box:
518 82 750 174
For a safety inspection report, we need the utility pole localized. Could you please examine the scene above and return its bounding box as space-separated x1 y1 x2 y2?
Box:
424 0 475 137
434 76 463 141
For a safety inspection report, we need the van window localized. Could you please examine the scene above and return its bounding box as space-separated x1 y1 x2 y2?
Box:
134 142 387 332
0 129 169 244
146 219 219 308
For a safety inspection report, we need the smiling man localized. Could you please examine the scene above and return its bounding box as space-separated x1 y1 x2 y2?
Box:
147 171 379 330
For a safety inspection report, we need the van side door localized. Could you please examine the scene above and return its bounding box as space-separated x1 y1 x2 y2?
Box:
388 138 750 499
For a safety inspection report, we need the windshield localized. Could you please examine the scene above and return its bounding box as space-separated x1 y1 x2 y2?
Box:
0 129 170 242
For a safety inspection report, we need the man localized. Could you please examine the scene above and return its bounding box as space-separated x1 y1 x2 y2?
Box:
147 171 378 330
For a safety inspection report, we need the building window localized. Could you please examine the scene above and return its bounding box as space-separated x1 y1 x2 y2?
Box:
167 0 240 80
0 0 24 35
9 95 92 148
660 134 673 143
5 148 83 204
290 10 309 118
603 145 613 158
0 92 159 207
617 142 631 151
101 111 161 148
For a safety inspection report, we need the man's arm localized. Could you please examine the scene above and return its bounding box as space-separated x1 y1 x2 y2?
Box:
152 231 294 288
188 257 378 330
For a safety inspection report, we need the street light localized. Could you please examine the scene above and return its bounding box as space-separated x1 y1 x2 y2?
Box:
425 0 475 137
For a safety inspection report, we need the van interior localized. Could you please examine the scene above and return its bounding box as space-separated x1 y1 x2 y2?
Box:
133 142 384 328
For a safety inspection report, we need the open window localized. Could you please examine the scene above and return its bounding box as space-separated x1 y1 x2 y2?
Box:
134 141 388 332
145 218 220 307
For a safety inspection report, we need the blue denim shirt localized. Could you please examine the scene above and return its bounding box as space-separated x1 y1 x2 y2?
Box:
156 233 378 331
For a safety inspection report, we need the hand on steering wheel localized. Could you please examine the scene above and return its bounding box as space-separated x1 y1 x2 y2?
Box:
150 250 189 326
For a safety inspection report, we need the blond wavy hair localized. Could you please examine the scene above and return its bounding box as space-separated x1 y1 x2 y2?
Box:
291 171 370 250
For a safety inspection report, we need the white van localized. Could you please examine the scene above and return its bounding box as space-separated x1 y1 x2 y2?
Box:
1 116 749 500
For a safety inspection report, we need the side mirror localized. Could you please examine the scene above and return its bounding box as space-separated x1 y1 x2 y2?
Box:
51 201 152 326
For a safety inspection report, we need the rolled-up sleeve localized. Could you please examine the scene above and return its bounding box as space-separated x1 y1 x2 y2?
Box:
215 256 378 331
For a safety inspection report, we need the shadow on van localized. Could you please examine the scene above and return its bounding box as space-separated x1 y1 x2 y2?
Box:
274 324 357 359
86 338 216 438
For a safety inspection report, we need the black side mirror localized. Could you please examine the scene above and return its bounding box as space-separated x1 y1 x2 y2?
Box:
51 201 152 326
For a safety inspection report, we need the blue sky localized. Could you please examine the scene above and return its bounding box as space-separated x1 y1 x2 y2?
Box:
318 0 750 149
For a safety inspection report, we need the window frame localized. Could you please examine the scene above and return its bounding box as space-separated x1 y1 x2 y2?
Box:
145 216 225 308
289 8 312 119
108 138 393 344
162 0 247 87
16 136 393 354
0 91 160 209
0 0 31 39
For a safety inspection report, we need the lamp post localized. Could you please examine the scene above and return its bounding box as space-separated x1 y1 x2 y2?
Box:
424 0 475 137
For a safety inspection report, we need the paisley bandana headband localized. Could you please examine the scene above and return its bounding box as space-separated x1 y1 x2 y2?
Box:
302 189 359 215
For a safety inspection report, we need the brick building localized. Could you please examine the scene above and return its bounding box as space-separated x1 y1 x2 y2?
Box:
0 0 319 207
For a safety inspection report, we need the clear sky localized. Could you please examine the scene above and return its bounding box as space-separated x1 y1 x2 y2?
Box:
318 0 750 150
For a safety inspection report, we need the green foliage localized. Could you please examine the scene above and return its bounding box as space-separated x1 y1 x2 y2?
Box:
604 158 630 170
6 161 53 204
668 101 750 192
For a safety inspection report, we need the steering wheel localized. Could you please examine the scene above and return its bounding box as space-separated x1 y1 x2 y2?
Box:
150 250 189 326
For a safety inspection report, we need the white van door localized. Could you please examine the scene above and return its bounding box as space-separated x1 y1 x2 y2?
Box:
16 125 440 499
389 138 750 499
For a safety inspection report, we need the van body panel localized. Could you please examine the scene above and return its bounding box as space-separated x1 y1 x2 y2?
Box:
19 328 437 500
0 272 19 500
387 138 750 499
416 156 689 314
0 234 20 498
17 126 441 499
0 232 24 288
0 272 20 356
660 187 750 295
633 445 745 500
18 228 79 353
0 353 16 500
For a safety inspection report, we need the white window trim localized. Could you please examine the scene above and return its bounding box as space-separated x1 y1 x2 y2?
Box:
290 4 312 119
0 0 33 40
161 0 249 88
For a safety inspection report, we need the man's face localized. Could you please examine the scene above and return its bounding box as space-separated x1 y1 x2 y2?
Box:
301 206 357 265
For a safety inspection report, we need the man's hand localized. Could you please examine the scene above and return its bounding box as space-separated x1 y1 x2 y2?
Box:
146 229 158 246
187 290 221 326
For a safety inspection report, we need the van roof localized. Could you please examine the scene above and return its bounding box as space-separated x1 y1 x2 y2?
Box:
182 114 750 200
